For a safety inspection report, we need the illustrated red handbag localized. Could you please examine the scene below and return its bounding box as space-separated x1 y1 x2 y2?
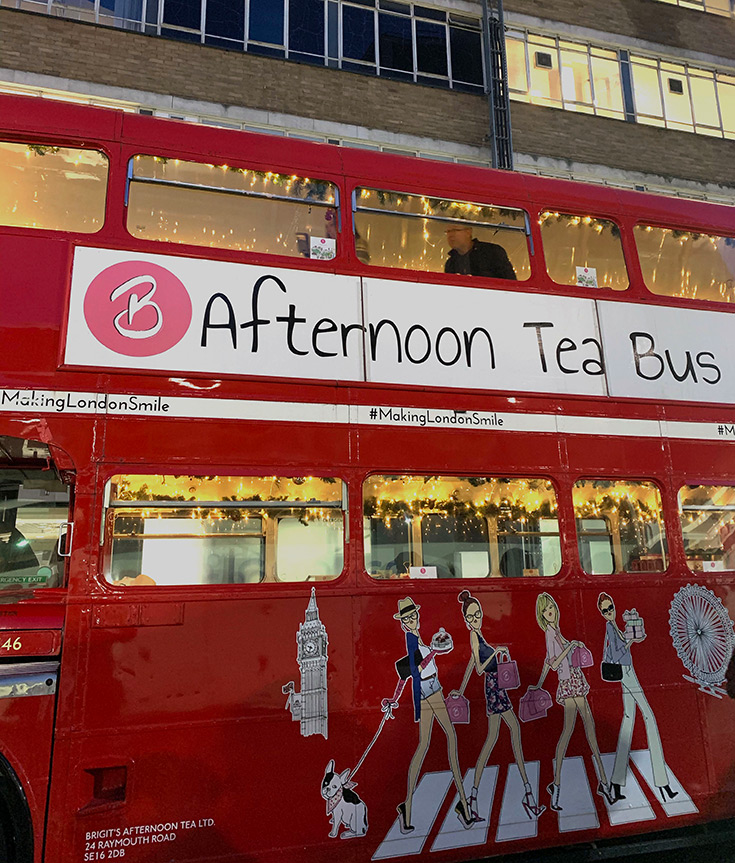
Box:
444 693 470 724
570 644 593 668
518 687 553 722
496 654 520 690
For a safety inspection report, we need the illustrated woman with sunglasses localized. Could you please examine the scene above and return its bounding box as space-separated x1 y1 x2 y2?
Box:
451 590 545 821
530 592 613 811
383 597 474 834
598 592 677 804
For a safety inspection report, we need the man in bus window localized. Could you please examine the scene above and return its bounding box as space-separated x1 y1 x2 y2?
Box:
444 225 516 280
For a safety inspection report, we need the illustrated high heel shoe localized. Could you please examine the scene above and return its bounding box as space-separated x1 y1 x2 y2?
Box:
597 781 615 805
455 799 475 829
468 786 484 822
546 782 562 811
611 783 626 803
396 802 414 834
659 784 679 801
521 782 546 818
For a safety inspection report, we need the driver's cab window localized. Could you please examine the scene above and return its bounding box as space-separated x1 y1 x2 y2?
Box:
0 436 73 589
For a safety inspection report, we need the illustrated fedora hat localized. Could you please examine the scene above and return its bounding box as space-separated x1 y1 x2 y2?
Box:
394 596 421 619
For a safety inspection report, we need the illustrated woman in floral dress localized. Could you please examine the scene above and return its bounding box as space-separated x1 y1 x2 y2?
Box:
451 590 545 821
530 593 614 811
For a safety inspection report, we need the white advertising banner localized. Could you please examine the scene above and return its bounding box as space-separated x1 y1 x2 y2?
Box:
65 247 735 404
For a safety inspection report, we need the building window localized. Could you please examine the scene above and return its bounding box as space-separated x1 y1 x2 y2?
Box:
354 187 530 278
573 479 668 575
0 142 108 233
634 225 735 303
364 475 561 579
105 475 345 585
649 0 734 17
126 155 338 259
340 1 484 90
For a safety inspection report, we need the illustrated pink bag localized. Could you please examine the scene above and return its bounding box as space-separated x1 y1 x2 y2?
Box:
518 687 553 722
444 693 470 724
496 654 520 690
571 644 593 668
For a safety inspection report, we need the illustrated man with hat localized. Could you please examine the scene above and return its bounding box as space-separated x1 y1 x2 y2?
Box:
382 597 475 834
444 224 517 280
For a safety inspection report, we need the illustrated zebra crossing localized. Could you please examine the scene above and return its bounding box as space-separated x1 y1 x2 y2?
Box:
372 750 697 860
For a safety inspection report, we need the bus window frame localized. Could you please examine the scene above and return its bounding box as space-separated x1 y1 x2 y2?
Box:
677 480 735 575
121 145 346 272
99 468 350 591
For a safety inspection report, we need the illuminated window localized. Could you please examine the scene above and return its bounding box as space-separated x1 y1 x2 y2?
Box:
634 225 735 303
0 142 107 233
105 475 345 585
573 479 668 574
363 475 561 579
126 155 338 259
679 485 735 572
649 0 733 16
0 436 72 591
354 187 530 279
539 211 628 290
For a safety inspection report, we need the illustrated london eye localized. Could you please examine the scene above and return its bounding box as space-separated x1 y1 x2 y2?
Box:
669 583 735 697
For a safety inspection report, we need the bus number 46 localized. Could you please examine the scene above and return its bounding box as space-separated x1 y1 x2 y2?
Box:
1 637 22 651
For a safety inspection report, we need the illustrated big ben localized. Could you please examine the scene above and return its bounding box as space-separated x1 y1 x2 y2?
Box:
283 588 329 739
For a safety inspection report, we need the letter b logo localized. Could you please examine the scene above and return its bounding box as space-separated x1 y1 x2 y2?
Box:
84 261 192 357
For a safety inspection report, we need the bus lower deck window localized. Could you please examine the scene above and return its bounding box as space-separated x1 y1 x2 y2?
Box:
126 155 339 260
679 484 735 571
363 474 560 579
354 187 531 279
573 479 667 574
0 141 108 233
105 475 345 585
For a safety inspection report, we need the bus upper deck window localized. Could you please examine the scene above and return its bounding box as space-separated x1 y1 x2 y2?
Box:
635 225 735 304
0 142 108 233
540 211 628 290
105 474 345 586
363 475 560 579
354 187 531 280
573 479 667 574
679 485 735 572
127 155 339 260
0 436 72 590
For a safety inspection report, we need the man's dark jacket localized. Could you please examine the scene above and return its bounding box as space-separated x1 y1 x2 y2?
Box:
444 239 516 280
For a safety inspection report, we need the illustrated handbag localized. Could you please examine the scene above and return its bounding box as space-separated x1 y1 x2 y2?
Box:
571 644 593 668
518 686 553 722
395 649 423 680
444 693 470 724
601 661 623 682
496 654 520 690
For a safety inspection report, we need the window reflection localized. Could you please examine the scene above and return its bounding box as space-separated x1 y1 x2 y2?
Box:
634 225 735 303
106 475 344 585
0 142 108 233
354 187 530 279
573 480 667 574
364 475 561 579
127 155 338 259
540 211 628 290
679 485 735 572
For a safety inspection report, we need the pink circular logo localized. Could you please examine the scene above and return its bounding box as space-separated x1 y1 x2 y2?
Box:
83 261 192 357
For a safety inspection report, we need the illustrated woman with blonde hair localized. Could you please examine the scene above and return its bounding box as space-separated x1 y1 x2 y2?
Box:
383 597 475 833
451 590 545 821
530 592 614 811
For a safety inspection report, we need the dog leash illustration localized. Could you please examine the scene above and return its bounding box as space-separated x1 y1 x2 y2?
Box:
349 699 397 780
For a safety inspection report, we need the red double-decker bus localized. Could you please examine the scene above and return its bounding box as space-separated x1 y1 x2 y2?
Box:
1 93 735 863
